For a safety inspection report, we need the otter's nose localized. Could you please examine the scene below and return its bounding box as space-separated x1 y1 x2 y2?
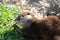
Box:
15 16 21 21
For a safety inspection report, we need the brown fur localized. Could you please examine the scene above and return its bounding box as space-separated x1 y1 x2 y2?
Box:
14 12 60 40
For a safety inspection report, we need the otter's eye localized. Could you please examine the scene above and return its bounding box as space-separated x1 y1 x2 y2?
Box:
27 13 30 15
22 15 24 17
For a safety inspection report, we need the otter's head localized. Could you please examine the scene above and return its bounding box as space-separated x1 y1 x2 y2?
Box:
15 11 45 29
15 11 35 28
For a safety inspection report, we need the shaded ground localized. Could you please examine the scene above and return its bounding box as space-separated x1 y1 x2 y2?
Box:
3 29 27 40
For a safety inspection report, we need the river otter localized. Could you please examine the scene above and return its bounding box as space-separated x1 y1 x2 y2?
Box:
13 11 60 40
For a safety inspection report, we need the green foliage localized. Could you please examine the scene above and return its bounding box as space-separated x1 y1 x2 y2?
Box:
0 4 27 40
